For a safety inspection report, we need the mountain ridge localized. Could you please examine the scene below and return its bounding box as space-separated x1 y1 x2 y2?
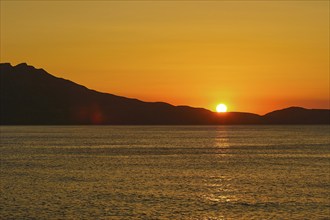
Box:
1 63 329 125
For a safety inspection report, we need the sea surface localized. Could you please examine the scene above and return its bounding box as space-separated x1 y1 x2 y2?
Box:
0 126 329 219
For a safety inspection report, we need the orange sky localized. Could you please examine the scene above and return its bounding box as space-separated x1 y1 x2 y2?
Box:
1 1 329 114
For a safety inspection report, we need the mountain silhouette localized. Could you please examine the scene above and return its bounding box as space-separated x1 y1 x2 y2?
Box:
263 106 329 124
0 63 329 125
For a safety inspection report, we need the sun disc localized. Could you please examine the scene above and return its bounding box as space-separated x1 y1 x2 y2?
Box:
216 104 227 113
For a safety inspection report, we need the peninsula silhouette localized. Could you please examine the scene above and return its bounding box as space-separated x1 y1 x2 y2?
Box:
1 63 329 125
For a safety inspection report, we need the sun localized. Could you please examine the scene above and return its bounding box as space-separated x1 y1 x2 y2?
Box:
216 103 227 113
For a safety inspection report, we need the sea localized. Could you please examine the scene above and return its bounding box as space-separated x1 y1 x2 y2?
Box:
0 126 329 219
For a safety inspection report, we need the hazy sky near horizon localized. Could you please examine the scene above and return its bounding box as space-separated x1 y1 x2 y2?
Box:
1 1 329 114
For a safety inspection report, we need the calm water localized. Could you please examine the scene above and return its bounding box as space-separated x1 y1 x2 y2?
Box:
0 126 329 219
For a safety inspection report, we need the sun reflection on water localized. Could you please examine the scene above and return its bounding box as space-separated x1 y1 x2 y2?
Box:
213 127 232 157
199 127 238 212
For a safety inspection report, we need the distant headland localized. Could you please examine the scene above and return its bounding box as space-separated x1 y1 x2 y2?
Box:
1 63 329 125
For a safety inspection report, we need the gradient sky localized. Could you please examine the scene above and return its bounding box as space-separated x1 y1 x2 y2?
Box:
1 1 329 114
